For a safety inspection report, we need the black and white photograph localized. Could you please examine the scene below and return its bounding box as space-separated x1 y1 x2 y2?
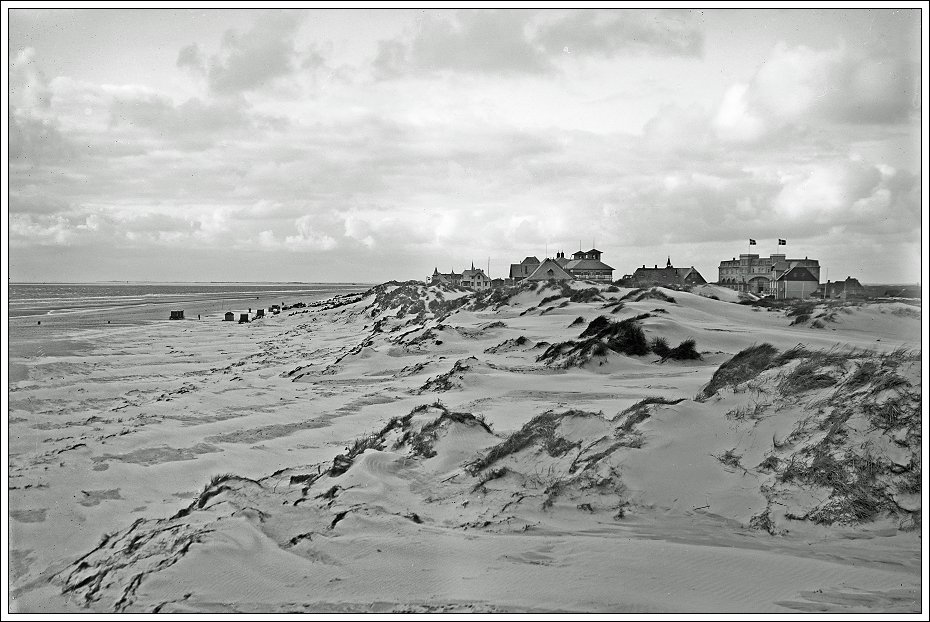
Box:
4 3 927 615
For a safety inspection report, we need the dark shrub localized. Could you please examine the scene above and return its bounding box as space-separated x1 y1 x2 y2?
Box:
666 339 700 360
650 337 671 358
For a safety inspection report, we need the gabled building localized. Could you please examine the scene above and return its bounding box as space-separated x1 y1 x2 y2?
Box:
509 256 541 281
563 249 613 282
523 258 574 282
773 265 819 299
631 257 706 288
819 277 864 300
430 267 462 287
461 264 491 290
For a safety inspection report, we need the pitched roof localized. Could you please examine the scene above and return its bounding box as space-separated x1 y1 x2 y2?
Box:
461 268 487 279
564 259 614 271
521 256 541 265
632 265 705 284
524 258 574 281
776 266 818 282
679 268 706 282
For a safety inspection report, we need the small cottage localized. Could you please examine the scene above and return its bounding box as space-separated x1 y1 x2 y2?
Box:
820 277 864 299
461 264 491 290
773 266 819 299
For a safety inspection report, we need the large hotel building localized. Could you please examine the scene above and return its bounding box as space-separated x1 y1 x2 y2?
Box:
718 253 821 298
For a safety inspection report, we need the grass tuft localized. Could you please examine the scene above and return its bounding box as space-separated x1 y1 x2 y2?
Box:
466 410 597 475
699 344 778 399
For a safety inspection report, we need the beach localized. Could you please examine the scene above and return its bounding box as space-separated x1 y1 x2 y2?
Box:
7 281 922 613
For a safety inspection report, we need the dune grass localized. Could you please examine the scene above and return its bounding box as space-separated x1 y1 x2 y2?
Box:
466 409 597 475
699 343 778 399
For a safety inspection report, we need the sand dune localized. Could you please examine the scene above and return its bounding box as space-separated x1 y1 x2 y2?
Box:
7 281 922 612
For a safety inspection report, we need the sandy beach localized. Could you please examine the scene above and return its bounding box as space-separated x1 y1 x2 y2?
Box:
6 281 923 613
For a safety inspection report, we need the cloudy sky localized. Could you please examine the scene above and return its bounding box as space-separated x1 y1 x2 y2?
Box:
6 7 925 283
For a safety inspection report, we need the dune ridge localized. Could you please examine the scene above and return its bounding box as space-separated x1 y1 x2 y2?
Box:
8 280 922 612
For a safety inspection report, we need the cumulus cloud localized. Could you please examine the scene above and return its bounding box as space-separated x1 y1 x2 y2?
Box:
8 188 71 214
532 9 702 58
283 215 339 251
772 160 918 233
9 47 74 164
9 113 74 163
750 43 916 124
10 47 52 110
7 11 920 283
176 43 205 73
712 84 768 144
107 91 286 148
9 213 77 246
341 208 434 249
374 9 703 78
178 10 306 95
713 42 918 143
642 103 717 154
374 10 550 78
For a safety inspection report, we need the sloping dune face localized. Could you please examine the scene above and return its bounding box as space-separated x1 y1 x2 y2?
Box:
12 281 922 613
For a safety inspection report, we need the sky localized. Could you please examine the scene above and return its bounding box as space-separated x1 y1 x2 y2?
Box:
5 6 926 284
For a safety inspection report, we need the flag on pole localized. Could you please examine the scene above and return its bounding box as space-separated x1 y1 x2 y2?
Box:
749 239 757 245
778 239 786 245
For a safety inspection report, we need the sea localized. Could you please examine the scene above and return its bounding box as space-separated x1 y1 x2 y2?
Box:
6 282 372 380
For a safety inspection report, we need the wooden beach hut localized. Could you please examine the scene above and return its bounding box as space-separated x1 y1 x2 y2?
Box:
169 310 185 320
238 313 250 324
255 308 265 318
224 312 235 321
